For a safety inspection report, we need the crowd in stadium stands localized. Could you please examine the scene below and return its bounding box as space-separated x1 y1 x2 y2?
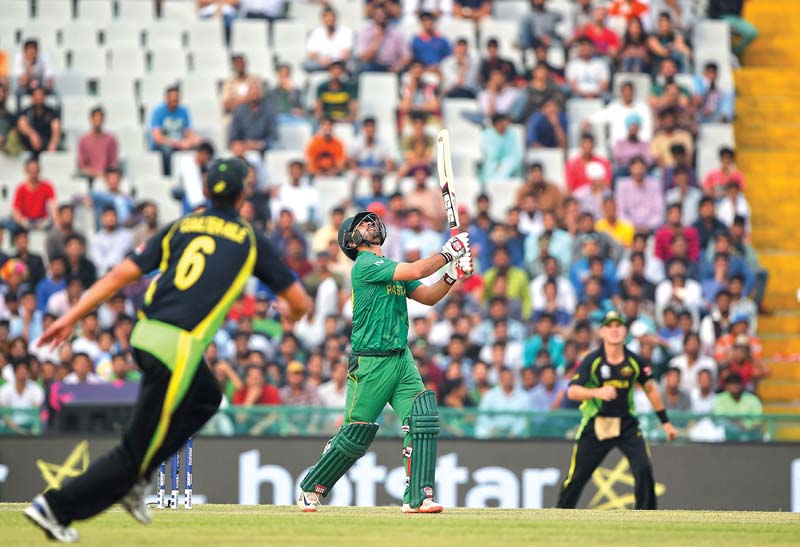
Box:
0 0 767 435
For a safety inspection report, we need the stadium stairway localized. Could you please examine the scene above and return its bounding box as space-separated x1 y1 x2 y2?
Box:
736 0 800 437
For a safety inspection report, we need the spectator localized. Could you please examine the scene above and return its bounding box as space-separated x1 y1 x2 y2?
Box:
730 216 769 311
400 208 442 258
89 207 133 275
16 86 60 154
63 352 104 384
699 288 733 354
530 255 578 315
77 107 118 180
615 156 664 231
306 118 346 176
304 7 354 72
11 229 45 288
523 314 565 369
666 166 702 225
270 209 307 257
511 63 564 125
566 133 612 193
271 160 321 228
515 163 563 214
349 117 396 175
12 157 57 231
222 54 263 115
315 61 358 124
12 39 54 97
311 206 345 255
618 16 651 73
569 235 617 302
45 204 75 259
233 366 280 406
729 275 758 330
479 37 518 87
454 0 491 22
702 146 744 199
404 167 446 230
565 37 610 99
0 83 21 156
528 365 567 410
690 369 716 413
716 181 751 232
441 38 480 99
357 4 408 73
148 86 201 176
669 332 717 392
712 374 763 425
398 60 441 128
573 162 612 220
519 0 562 52
90 167 135 226
35 254 66 313
708 0 758 59
483 247 532 318
132 202 161 248
693 196 729 250
411 11 452 72
590 81 653 144
197 0 240 42
280 361 323 405
317 360 347 408
574 4 620 57
694 61 734 123
477 69 519 120
174 142 214 213
700 253 730 307
651 0 694 34
229 81 277 155
46 275 83 317
480 113 522 183
714 314 762 366
63 234 96 289
655 258 703 325
660 367 691 410
654 203 700 262
9 289 43 342
475 367 529 438
647 11 691 73
611 114 652 177
526 99 567 149
650 107 693 168
0 359 44 428
272 64 305 125
595 197 635 248
650 57 693 112
237 0 287 21
525 210 573 273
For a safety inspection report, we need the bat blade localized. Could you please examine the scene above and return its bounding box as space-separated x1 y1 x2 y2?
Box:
437 128 470 279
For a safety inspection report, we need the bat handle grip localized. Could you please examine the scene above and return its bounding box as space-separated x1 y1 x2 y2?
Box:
450 228 469 280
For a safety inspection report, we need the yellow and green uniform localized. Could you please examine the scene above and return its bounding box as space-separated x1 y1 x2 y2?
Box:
301 250 432 505
557 347 658 510
44 208 296 525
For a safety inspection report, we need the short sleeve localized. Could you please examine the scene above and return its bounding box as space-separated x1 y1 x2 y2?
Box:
404 279 423 294
569 354 595 387
354 255 398 283
130 223 173 273
635 357 654 386
253 232 296 294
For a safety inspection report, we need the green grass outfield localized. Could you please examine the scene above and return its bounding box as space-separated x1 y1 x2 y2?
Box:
2 504 799 546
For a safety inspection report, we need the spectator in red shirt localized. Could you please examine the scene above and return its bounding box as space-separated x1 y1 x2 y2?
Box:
654 203 700 262
11 157 56 229
565 133 611 193
233 366 281 406
702 146 745 199
575 5 621 56
77 106 118 180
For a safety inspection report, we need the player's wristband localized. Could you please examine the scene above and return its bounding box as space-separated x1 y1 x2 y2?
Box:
656 409 669 424
443 271 457 285
439 252 453 263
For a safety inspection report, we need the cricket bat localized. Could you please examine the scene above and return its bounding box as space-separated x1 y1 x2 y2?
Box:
436 129 470 279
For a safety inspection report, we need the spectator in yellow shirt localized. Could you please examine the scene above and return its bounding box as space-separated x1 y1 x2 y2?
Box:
595 196 635 247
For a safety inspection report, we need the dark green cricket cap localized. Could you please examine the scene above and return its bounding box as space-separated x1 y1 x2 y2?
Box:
600 310 627 327
206 158 248 199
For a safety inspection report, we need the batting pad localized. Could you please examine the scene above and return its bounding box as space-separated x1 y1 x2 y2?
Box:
300 422 379 497
408 390 440 508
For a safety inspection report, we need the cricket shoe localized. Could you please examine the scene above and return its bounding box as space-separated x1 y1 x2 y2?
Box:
297 491 320 512
402 499 444 514
121 479 152 525
23 495 79 543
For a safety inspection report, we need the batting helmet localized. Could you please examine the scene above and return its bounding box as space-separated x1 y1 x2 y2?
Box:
337 211 387 261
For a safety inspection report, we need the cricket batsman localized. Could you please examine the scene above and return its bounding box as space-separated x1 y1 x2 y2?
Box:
24 158 311 542
297 211 472 513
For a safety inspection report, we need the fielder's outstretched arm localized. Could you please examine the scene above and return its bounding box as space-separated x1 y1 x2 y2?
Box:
38 258 144 347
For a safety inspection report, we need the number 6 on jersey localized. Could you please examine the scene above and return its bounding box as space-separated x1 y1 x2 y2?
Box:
436 129 471 279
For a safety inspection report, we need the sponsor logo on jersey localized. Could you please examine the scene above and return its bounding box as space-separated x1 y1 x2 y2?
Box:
621 365 633 378
600 365 611 379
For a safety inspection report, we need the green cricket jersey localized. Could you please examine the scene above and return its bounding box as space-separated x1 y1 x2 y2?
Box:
350 251 422 354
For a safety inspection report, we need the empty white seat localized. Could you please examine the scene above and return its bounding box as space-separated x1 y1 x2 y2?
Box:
149 48 189 75
102 99 141 130
39 151 76 180
35 0 73 20
68 48 108 79
53 71 88 96
438 19 476 49
304 71 329 110
186 19 225 51
487 180 522 219
290 2 322 26
698 124 735 150
697 147 719 181
358 72 398 122
271 20 309 50
181 74 221 102
278 122 312 150
566 98 604 148
612 72 653 103
96 73 137 100
108 47 146 75
315 176 351 217
60 23 100 49
693 20 731 53
114 127 147 156
117 1 156 20
61 95 98 132
183 99 222 131
146 21 187 49
103 21 145 48
493 0 528 20
125 152 163 180
77 0 114 22
5 0 31 21
265 149 304 183
232 19 269 51
19 21 59 50
478 20 518 56
189 48 230 76
246 49 276 81
525 148 566 190
332 123 355 149
161 0 196 20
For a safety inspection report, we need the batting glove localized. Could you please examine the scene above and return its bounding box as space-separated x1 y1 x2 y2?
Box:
444 251 474 285
440 233 470 263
